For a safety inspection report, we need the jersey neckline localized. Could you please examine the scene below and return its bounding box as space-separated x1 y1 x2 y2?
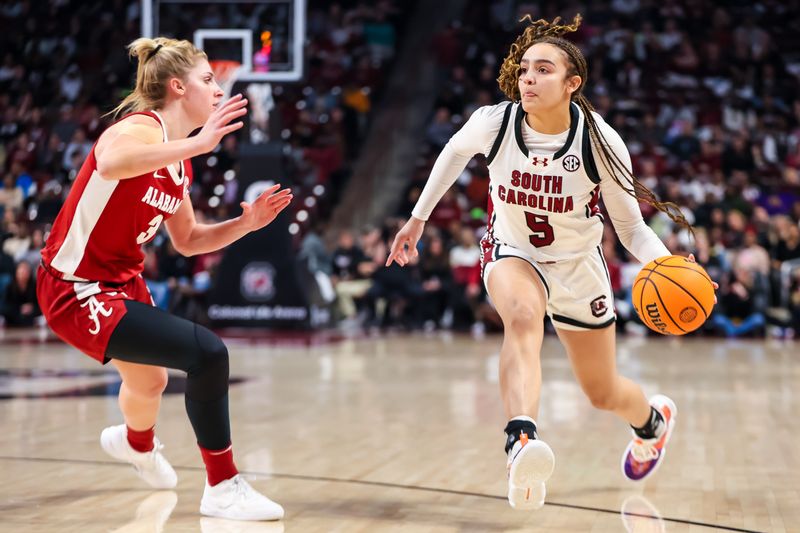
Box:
513 102 580 160
148 109 185 180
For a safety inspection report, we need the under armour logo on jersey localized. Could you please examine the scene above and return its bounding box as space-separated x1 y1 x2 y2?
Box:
563 154 581 172
530 156 549 167
590 295 608 317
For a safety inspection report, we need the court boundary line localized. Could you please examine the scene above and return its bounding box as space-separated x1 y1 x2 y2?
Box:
0 455 763 532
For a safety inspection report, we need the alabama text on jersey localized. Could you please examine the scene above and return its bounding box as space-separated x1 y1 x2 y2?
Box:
41 110 193 284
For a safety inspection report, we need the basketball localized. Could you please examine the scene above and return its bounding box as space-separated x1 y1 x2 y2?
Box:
631 255 715 335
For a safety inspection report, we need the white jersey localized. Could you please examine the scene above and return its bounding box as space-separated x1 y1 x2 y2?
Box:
411 101 670 265
484 101 603 262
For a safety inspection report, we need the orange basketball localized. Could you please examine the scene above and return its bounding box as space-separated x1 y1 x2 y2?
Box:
631 255 715 335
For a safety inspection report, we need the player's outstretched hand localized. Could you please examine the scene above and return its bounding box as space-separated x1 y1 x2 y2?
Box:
196 94 248 152
386 217 425 267
238 184 293 232
687 253 719 304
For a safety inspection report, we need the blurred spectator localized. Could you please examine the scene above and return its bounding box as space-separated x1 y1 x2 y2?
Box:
364 224 422 328
331 229 372 321
711 265 769 337
2 261 40 327
0 173 23 213
418 232 452 328
448 226 482 330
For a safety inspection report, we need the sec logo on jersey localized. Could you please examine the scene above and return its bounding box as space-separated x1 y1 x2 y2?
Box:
563 154 580 172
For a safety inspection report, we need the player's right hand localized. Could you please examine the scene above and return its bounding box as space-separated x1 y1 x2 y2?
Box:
196 94 248 152
386 217 425 267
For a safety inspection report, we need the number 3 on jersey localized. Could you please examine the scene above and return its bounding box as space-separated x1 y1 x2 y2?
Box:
136 214 164 244
525 212 554 247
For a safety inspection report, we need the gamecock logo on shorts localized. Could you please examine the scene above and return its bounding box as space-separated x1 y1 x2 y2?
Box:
590 295 608 317
241 262 277 302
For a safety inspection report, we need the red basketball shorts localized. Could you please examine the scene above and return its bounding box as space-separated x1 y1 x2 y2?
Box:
37 264 154 363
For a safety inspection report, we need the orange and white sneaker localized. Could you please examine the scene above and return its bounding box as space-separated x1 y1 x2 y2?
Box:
621 395 677 482
506 432 555 510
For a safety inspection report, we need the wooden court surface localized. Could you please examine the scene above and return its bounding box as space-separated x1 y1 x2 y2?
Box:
0 328 797 532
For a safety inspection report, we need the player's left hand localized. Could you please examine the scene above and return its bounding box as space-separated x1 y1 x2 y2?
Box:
687 253 718 304
238 184 293 232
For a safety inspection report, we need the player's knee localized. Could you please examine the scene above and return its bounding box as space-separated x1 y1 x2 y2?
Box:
503 300 542 334
125 370 168 398
195 325 229 377
586 388 617 411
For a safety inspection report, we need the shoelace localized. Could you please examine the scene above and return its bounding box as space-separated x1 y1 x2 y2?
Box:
137 439 165 469
630 438 660 462
149 438 165 456
231 476 253 502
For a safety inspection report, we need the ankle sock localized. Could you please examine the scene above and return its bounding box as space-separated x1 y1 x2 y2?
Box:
632 407 665 440
200 444 239 486
504 416 538 454
126 425 155 453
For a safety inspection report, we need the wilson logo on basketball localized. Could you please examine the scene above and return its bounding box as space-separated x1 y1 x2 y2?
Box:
563 154 580 172
679 307 697 323
645 303 668 333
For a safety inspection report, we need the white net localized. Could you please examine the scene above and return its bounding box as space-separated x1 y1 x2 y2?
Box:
210 59 243 99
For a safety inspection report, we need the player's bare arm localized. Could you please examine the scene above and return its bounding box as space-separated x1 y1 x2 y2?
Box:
95 94 248 180
165 184 293 257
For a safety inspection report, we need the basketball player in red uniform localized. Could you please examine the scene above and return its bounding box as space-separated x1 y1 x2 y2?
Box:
387 16 717 509
37 37 291 521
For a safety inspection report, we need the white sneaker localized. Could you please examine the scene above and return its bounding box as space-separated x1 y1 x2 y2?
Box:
507 433 555 510
200 475 284 521
100 424 178 489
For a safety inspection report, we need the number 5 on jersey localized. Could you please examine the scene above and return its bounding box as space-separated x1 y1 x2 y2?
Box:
525 212 554 247
136 214 164 244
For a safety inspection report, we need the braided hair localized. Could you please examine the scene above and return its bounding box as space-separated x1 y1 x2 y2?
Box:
497 15 692 232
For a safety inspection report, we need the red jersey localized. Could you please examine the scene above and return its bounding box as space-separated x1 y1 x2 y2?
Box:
42 111 193 284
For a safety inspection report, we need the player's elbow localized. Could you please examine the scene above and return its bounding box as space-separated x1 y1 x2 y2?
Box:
96 158 124 180
170 238 196 257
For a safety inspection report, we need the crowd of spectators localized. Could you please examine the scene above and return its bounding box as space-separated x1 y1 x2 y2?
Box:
375 0 800 337
0 0 409 327
3 0 800 339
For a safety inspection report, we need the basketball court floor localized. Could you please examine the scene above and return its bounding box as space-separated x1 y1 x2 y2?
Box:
0 328 796 532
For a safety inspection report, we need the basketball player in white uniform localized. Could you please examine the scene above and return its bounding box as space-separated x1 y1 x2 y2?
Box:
387 15 716 509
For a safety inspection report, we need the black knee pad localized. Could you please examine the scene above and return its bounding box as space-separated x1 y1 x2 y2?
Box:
195 325 228 367
187 325 229 400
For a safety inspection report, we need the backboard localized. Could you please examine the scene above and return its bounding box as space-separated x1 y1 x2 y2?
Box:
141 0 305 82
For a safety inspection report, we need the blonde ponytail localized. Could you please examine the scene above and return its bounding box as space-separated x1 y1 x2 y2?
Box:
107 37 207 117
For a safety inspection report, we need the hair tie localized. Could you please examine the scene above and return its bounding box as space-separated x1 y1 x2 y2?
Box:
146 44 163 61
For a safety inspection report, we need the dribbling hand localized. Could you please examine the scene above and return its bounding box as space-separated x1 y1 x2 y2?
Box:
238 184 293 232
687 253 719 304
386 217 425 267
196 94 248 153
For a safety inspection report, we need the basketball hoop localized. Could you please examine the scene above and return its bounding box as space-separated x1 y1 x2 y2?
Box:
210 59 242 99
